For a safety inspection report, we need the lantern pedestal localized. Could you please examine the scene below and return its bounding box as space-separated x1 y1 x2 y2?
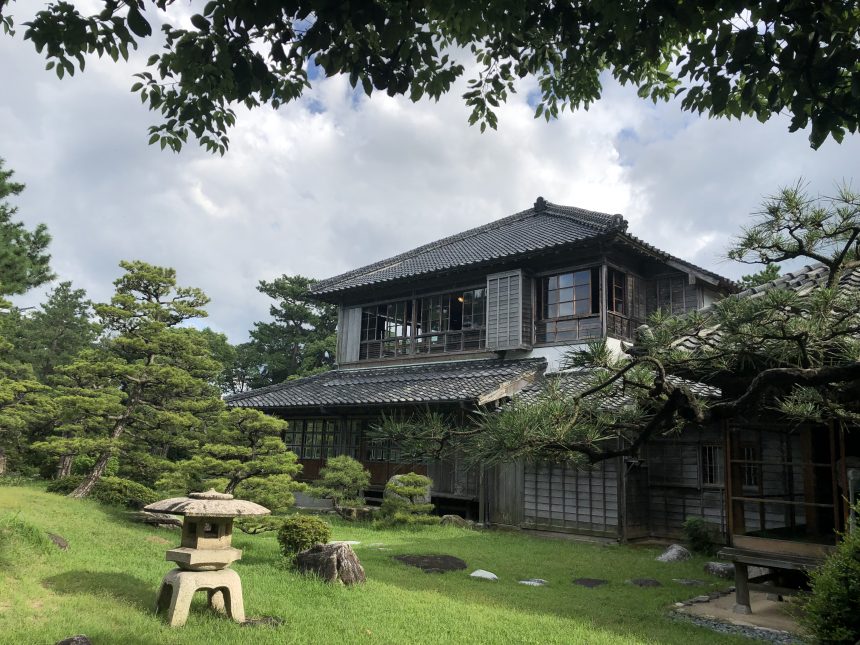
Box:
155 567 245 627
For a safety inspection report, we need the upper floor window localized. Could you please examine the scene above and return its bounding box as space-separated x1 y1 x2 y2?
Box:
608 269 626 315
536 268 600 343
358 288 486 360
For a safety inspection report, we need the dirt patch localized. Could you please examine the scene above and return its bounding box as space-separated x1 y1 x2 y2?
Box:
146 535 170 545
393 554 467 573
629 578 662 588
573 578 608 588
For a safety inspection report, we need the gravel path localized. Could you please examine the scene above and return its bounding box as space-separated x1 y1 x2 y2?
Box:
670 611 806 644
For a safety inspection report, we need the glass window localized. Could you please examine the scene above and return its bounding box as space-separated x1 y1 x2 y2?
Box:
701 444 724 486
536 267 600 343
608 269 626 314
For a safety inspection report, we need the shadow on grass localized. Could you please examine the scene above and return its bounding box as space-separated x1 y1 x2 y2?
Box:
42 570 154 613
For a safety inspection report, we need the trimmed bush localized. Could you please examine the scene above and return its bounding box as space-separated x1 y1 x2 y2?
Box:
682 516 718 555
379 473 439 526
801 519 860 643
309 455 371 507
277 515 332 559
46 475 158 509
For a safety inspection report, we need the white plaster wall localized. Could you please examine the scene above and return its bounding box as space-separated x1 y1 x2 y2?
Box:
510 337 628 373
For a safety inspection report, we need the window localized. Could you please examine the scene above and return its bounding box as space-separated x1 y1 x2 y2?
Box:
608 269 626 315
359 288 487 360
741 444 760 488
360 300 414 359
536 267 601 343
701 444 724 486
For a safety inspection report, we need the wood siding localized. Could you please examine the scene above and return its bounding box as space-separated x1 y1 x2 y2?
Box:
522 460 620 536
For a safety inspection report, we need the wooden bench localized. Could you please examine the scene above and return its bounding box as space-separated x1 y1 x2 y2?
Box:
717 547 823 614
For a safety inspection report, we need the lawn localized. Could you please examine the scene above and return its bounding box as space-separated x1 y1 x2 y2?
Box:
0 484 748 645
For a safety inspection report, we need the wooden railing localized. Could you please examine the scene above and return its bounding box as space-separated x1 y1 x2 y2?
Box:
606 312 643 342
359 328 486 360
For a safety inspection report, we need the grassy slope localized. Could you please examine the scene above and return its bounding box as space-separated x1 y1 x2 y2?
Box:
0 485 747 645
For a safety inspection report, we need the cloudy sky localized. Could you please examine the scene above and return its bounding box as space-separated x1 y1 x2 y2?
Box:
2 4 859 343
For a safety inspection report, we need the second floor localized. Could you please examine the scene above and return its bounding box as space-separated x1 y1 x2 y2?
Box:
310 198 735 369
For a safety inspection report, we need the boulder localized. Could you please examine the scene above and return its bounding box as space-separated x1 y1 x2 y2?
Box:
470 569 498 581
704 561 735 579
335 505 376 522
384 474 431 505
656 544 691 562
55 637 92 645
296 543 366 585
440 514 469 528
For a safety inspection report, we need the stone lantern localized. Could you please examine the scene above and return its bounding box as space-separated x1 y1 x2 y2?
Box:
144 489 270 627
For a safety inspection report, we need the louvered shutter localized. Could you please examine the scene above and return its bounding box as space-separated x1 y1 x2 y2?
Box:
486 270 531 350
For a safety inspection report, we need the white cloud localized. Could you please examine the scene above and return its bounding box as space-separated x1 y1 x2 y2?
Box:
1 16 859 343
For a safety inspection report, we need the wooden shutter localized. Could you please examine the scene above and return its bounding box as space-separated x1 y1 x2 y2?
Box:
337 305 362 364
486 270 531 350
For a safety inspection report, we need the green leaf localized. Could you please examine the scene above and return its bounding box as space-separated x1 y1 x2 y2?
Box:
126 7 151 38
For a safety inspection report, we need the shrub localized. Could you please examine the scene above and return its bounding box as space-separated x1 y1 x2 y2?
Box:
379 473 438 526
801 518 860 643
277 515 332 559
46 475 157 509
94 477 158 509
309 455 371 507
46 475 83 494
682 516 718 555
0 513 51 566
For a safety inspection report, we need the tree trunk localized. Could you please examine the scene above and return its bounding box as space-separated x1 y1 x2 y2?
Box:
0 448 6 476
56 454 73 479
224 478 241 495
69 449 113 498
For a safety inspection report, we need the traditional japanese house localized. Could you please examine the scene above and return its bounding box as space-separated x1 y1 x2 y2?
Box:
226 197 749 536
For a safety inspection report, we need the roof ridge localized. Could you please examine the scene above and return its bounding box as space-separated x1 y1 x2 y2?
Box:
310 200 619 295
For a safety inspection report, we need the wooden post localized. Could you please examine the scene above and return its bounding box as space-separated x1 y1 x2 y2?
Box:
733 562 752 614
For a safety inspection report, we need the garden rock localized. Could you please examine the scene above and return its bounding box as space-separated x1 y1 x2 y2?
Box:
629 578 662 587
296 543 366 585
656 544 691 562
470 569 498 581
704 562 735 579
440 514 470 528
518 579 548 587
55 637 92 645
335 505 376 522
573 578 608 588
384 474 431 505
48 533 68 550
393 554 467 573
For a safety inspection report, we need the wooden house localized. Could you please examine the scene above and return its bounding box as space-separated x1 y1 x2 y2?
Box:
226 197 753 537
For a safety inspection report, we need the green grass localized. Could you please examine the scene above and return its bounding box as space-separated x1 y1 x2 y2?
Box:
0 485 748 645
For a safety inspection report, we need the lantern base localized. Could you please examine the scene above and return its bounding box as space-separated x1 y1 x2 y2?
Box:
166 546 242 571
155 567 245 627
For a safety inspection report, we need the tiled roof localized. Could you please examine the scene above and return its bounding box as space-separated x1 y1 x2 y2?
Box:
225 358 547 410
515 368 721 410
310 198 733 298
675 263 860 352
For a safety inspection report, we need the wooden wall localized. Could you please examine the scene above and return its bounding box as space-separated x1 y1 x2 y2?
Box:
520 459 620 536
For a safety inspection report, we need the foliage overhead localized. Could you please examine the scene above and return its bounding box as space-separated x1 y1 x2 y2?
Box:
5 1 859 152
380 182 860 466
738 263 782 290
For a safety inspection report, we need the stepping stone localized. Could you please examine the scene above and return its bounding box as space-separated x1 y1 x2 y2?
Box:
470 569 498 581
573 578 608 588
367 543 385 548
704 561 734 578
393 554 467 573
673 578 704 586
328 540 361 546
691 595 711 603
628 578 662 588
518 579 548 587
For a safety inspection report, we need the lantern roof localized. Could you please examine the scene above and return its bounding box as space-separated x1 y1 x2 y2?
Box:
144 489 270 518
